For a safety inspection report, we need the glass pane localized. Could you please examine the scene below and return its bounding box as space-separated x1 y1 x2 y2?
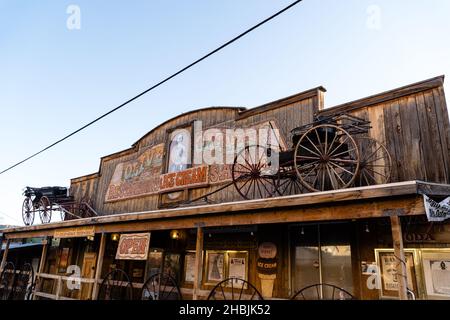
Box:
294 246 320 298
321 245 353 298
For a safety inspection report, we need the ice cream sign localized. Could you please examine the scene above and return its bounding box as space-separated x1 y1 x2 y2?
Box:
257 242 278 298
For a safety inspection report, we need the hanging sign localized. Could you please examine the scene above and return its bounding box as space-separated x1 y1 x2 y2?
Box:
115 233 151 260
424 195 450 222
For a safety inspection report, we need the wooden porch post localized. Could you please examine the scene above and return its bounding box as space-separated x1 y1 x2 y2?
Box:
193 226 204 300
33 237 49 300
0 239 11 272
91 233 106 300
390 215 408 300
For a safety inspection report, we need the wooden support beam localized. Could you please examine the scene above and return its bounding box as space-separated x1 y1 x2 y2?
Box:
34 237 49 300
193 226 204 300
91 233 106 300
4 194 426 239
390 215 408 300
0 239 11 272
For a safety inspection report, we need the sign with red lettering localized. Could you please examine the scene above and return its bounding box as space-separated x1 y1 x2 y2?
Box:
106 144 164 202
160 165 209 193
115 233 151 260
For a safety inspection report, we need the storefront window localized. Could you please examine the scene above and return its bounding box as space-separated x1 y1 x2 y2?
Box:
292 223 354 298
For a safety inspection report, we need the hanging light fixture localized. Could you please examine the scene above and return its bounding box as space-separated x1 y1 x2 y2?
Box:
301 227 305 235
170 230 180 240
365 223 370 233
111 233 120 241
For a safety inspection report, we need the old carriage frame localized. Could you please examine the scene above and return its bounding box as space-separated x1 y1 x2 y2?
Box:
22 186 97 226
231 112 393 199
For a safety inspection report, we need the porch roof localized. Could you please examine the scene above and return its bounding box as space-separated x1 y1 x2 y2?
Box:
2 180 449 240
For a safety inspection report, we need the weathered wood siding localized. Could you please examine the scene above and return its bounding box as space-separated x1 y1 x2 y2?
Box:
69 76 449 216
318 75 450 184
69 89 321 215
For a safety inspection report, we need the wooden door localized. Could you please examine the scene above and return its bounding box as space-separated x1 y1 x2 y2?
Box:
80 252 97 300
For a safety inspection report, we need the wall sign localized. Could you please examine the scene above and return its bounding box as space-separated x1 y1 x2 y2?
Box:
160 165 208 193
106 144 164 202
54 226 95 239
424 195 450 222
115 233 151 260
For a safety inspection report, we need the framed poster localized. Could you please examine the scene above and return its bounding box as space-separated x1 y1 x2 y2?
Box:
421 249 450 299
227 251 248 288
167 128 191 174
146 249 164 277
163 253 181 280
183 251 197 283
205 251 225 284
58 247 71 273
375 249 419 299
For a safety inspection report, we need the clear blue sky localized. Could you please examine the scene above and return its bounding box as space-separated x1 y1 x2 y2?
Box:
1 0 449 225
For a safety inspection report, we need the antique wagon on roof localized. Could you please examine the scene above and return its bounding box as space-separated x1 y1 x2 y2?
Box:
231 113 393 199
21 186 96 226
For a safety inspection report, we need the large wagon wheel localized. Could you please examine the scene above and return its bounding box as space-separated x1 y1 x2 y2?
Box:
291 283 355 300
294 124 360 192
141 272 182 300
207 278 263 300
354 137 392 186
12 263 34 300
38 196 52 224
0 262 16 300
22 197 35 226
232 145 278 200
97 269 133 300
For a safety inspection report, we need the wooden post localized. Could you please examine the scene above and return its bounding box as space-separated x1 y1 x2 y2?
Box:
0 239 11 273
193 226 204 300
34 237 49 300
390 215 408 300
91 233 106 300
55 276 62 300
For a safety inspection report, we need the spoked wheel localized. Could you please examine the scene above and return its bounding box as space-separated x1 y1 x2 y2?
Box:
354 137 392 186
291 283 355 300
294 125 360 192
207 278 263 300
141 273 182 300
0 262 16 301
276 166 305 196
38 196 52 224
22 197 35 226
12 263 34 300
232 145 279 200
97 269 133 300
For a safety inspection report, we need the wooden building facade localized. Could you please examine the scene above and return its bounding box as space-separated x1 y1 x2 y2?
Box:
1 75 450 300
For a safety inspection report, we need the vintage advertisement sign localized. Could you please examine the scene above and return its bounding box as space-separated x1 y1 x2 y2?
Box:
424 195 450 222
160 165 209 193
106 144 164 202
54 226 95 239
115 233 151 260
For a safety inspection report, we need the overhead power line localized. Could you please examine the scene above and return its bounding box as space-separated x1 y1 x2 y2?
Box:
0 0 303 176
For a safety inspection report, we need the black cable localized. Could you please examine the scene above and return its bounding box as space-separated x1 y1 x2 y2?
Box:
0 0 303 176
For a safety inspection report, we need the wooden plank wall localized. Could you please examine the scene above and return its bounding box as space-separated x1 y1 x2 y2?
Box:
69 77 450 216
69 94 319 215
318 80 450 184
